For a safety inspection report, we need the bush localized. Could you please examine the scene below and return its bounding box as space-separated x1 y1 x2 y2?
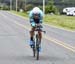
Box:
2 5 10 10
38 6 43 10
25 4 34 11
45 5 50 14
45 0 59 14
0 7 1 10
45 5 59 15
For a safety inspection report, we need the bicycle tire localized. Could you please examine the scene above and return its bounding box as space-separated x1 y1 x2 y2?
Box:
33 46 36 57
36 34 39 60
32 40 36 57
36 47 39 60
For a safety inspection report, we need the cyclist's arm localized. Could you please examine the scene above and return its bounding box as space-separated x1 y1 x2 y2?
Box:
29 11 35 23
29 11 36 27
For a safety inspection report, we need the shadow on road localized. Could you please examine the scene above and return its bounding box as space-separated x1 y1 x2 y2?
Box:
0 55 66 62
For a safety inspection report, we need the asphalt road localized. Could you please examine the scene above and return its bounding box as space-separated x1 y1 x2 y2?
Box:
0 11 75 64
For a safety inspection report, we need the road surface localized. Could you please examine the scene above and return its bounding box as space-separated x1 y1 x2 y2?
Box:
0 11 75 64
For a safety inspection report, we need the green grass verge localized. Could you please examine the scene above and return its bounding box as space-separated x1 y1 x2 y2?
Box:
10 11 75 30
11 11 28 18
44 15 75 30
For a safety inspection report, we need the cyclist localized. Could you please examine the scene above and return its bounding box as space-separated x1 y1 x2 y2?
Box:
29 7 43 51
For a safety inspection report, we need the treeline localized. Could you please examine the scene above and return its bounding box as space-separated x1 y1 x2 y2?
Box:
0 0 75 14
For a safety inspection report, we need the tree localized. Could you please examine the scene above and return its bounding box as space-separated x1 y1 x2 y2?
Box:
45 0 59 14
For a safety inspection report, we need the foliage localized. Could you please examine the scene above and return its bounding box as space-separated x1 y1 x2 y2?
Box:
0 3 10 10
45 0 59 14
25 4 34 11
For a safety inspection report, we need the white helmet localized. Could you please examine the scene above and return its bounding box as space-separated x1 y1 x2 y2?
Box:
32 7 41 14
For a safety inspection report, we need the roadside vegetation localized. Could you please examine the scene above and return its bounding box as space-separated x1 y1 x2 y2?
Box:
44 15 75 30
11 11 28 17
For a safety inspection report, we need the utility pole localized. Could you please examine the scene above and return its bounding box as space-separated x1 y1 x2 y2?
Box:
10 0 12 11
25 0 26 11
43 0 45 16
16 0 18 12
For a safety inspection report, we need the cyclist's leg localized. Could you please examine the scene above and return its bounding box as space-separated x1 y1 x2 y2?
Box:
38 31 42 51
30 27 35 40
38 31 42 43
30 27 35 47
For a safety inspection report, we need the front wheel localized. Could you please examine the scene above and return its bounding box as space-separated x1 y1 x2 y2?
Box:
36 34 40 60
36 47 39 60
33 47 36 57
32 41 35 57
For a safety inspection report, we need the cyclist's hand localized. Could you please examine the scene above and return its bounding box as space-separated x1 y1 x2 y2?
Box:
37 23 42 26
37 23 43 28
31 22 36 27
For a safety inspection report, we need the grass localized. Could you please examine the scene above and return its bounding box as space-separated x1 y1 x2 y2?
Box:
44 15 75 30
10 11 75 30
11 11 28 17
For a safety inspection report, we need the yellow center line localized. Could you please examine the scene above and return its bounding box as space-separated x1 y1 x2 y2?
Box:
44 35 75 52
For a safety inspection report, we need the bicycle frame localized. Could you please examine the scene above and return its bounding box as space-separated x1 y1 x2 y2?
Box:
32 25 46 60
